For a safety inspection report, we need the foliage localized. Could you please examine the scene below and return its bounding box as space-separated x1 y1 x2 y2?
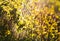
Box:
0 0 60 41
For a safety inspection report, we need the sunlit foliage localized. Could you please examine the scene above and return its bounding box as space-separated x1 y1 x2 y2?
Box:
0 0 60 41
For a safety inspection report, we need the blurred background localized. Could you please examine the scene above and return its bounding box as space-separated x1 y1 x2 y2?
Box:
0 0 60 41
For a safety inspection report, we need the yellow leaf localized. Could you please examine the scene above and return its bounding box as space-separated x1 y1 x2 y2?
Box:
6 30 11 35
31 34 35 37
